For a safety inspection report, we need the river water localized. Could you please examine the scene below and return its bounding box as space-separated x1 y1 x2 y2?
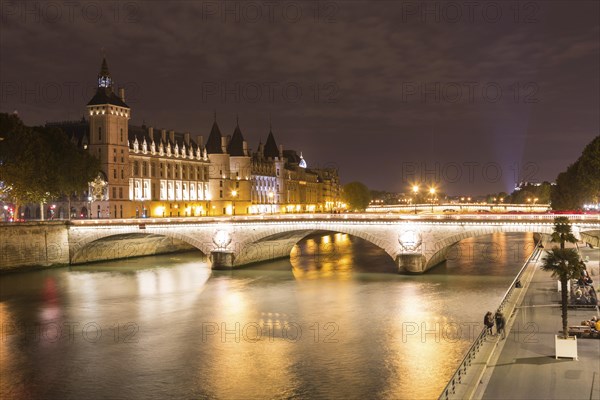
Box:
0 232 535 399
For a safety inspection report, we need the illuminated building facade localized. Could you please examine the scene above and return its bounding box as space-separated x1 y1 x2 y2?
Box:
46 58 341 218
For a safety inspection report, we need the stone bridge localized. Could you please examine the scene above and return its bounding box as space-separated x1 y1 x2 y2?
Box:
67 214 600 273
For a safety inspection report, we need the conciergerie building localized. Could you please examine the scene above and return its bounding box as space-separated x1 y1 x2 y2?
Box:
46 58 341 219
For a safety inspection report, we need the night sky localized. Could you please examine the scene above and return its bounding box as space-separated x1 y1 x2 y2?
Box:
1 1 598 195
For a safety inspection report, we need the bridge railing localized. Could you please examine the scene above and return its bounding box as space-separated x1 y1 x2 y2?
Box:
65 212 599 226
438 244 543 400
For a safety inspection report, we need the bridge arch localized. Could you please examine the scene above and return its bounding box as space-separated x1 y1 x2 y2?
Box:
423 225 554 270
69 227 215 264
230 223 399 267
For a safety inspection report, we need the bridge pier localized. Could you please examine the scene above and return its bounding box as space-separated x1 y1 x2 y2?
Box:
210 250 235 270
396 253 427 274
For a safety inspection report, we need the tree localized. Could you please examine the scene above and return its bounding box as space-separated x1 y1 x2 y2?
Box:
551 163 583 210
342 182 371 211
0 113 100 216
0 114 51 211
540 248 584 338
551 135 600 210
551 216 578 250
540 217 585 339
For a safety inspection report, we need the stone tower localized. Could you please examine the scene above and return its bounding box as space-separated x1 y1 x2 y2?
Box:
86 57 131 218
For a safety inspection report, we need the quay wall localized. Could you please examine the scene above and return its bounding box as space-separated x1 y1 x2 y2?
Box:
0 222 70 271
0 222 196 272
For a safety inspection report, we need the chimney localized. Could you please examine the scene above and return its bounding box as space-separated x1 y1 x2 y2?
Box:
161 129 166 142
119 88 125 102
258 142 264 157
184 132 190 146
221 136 228 153
169 130 175 144
148 127 154 143
197 135 204 148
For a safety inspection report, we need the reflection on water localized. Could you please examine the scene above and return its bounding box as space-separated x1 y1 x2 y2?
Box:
0 232 534 399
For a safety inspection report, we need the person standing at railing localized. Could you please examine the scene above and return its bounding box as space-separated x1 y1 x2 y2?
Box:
484 311 494 336
495 311 506 339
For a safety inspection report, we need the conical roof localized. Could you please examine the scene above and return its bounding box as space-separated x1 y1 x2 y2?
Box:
99 57 110 77
264 130 279 158
227 121 245 156
205 120 223 154
87 57 128 107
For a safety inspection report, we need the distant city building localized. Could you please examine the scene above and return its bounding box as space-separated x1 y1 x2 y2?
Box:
513 181 555 191
42 58 341 219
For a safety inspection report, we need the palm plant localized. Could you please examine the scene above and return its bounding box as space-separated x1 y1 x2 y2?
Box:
551 216 578 250
541 217 585 338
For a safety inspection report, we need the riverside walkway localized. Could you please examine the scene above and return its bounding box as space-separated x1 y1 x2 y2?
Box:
440 245 600 400
478 245 600 400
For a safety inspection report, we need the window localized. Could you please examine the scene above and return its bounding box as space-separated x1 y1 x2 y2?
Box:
236 181 239 188
220 181 223 187
119 187 123 199
113 169 117 179
219 190 223 198
98 126 102 141
120 128 123 143
121 168 124 179
112 187 116 199
133 161 139 176
113 149 116 162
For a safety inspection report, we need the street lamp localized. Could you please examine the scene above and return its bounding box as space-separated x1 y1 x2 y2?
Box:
429 187 436 213
412 185 419 214
268 191 274 215
87 196 92 219
231 190 238 215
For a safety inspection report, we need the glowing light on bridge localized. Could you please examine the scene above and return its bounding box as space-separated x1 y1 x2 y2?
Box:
213 230 232 249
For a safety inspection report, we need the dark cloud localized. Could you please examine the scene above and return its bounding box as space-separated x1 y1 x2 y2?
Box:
1 0 598 195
